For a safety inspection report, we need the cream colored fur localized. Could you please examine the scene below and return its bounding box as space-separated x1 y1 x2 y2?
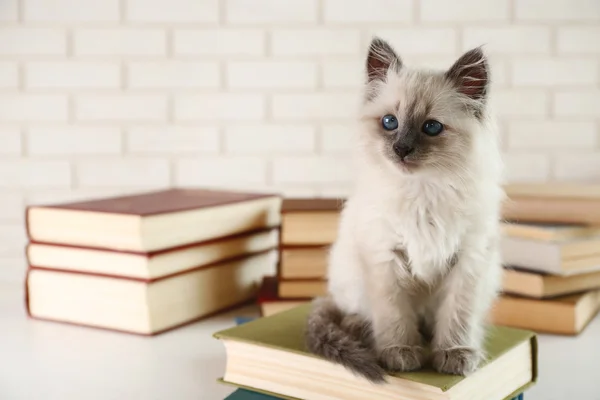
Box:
325 40 505 376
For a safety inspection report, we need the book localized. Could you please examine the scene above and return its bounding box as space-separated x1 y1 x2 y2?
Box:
278 279 327 299
502 267 600 299
281 198 342 246
504 182 600 199
280 246 329 279
501 235 600 275
489 290 600 335
225 389 282 400
257 276 309 317
27 228 279 280
225 388 525 400
26 188 282 252
501 221 600 241
26 250 277 335
214 304 537 400
503 183 600 225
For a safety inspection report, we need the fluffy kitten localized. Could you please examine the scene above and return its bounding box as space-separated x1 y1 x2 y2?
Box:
305 37 504 384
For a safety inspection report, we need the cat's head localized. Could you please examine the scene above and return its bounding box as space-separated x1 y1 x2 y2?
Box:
358 37 492 176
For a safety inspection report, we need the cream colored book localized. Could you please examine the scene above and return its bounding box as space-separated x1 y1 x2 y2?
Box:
280 246 329 279
278 279 327 298
489 290 600 335
501 235 600 275
27 228 279 280
501 221 600 241
26 188 282 252
281 198 342 246
502 267 600 298
214 304 538 400
27 250 277 335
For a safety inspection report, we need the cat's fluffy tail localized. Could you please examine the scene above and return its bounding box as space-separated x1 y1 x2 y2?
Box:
305 296 386 383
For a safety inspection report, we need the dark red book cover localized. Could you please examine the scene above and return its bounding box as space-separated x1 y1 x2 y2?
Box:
28 187 279 216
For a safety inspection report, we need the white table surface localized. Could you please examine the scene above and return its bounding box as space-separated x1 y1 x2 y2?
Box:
1 282 599 400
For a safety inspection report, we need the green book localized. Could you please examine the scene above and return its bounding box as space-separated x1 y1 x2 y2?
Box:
225 388 525 400
214 304 537 400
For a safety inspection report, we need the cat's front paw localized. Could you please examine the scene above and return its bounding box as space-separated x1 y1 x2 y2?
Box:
432 347 482 375
378 345 425 372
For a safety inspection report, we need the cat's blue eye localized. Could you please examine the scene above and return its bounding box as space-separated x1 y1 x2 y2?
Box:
422 120 444 136
381 114 398 131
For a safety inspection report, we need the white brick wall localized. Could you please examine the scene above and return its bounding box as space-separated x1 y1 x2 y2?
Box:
24 0 120 22
0 0 600 282
25 62 121 89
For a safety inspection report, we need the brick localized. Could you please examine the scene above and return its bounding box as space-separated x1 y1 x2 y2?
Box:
127 126 220 154
227 61 317 89
0 0 18 21
28 127 122 156
555 154 600 180
0 28 66 56
324 0 412 22
508 121 597 149
127 0 218 22
371 28 457 55
175 94 265 121
0 62 18 88
491 90 548 117
174 29 265 56
421 0 509 21
77 159 170 187
0 224 27 257
0 129 21 155
516 0 600 21
554 91 600 117
0 192 24 221
76 95 168 122
322 60 362 88
401 56 456 70
0 95 68 122
24 0 119 22
175 157 267 186
272 29 360 56
558 27 600 54
321 124 355 153
272 93 359 120
74 29 166 56
273 156 354 184
0 161 71 188
128 61 219 89
511 59 598 86
226 0 317 23
224 125 315 154
463 27 551 55
25 62 120 89
502 153 550 183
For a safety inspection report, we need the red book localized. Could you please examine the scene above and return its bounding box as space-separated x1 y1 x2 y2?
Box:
26 187 282 252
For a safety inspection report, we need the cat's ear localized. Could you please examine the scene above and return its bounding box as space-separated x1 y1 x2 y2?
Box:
445 47 489 101
366 37 402 83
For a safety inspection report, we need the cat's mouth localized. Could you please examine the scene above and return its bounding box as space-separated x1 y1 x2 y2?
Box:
396 158 419 172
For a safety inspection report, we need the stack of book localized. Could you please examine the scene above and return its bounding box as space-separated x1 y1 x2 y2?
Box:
257 198 342 317
489 183 600 335
216 304 536 400
24 188 282 335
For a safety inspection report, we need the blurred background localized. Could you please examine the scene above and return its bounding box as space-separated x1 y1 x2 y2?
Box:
0 0 599 285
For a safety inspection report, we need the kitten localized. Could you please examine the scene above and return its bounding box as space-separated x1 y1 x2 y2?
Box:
305 37 504 384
